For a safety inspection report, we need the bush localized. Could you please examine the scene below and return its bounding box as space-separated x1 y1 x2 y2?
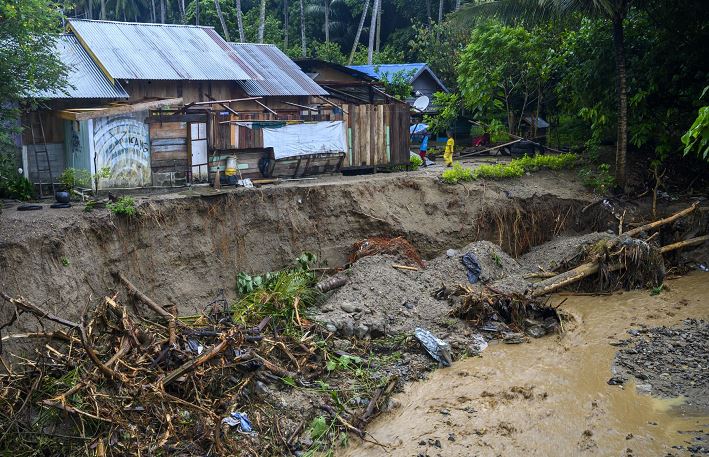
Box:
410 154 423 170
578 163 615 192
441 153 579 183
441 162 474 183
59 168 91 192
108 196 136 217
0 152 34 200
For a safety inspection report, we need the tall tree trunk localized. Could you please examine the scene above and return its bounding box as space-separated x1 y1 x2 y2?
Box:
150 0 156 22
87 0 93 19
324 1 330 42
348 0 370 65
196 0 200 25
375 2 381 52
426 0 432 26
214 0 231 40
612 15 628 190
299 0 306 57
160 0 166 23
236 0 245 41
283 0 290 49
455 0 461 10
367 0 380 64
100 0 106 19
438 0 443 22
180 0 186 21
258 0 266 43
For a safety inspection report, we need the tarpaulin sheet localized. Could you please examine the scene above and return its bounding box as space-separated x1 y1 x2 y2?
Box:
262 121 347 159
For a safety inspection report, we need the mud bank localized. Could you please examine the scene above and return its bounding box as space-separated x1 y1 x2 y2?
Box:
341 273 709 457
0 171 598 329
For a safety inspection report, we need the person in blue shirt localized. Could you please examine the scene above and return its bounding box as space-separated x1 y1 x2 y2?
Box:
419 133 429 166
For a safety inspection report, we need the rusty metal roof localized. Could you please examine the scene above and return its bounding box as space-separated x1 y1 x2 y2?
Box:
67 19 260 81
32 35 128 99
230 43 328 97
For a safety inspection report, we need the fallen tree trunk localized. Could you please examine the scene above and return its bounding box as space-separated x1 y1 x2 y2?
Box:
530 234 708 298
112 271 175 321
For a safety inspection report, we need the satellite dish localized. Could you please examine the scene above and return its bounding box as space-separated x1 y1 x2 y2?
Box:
413 95 430 112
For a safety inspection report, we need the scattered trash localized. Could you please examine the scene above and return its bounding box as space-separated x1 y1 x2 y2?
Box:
414 327 453 366
469 334 488 354
698 264 709 272
238 178 254 188
222 412 254 433
502 332 526 344
187 339 204 355
461 252 482 284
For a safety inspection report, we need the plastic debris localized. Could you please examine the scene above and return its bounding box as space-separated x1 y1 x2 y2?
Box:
238 178 254 188
222 412 253 433
698 263 708 272
187 339 204 355
446 249 458 258
469 334 488 354
461 252 482 284
414 327 452 366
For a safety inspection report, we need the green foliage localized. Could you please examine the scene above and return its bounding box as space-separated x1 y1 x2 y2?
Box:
350 44 406 66
441 162 474 184
441 153 578 183
409 154 423 170
59 167 91 192
326 354 363 372
233 254 318 331
578 163 615 193
83 200 97 212
311 41 347 64
682 88 709 161
108 196 137 217
60 256 70 267
424 92 461 135
408 22 468 90
0 152 33 200
0 0 67 151
376 68 414 100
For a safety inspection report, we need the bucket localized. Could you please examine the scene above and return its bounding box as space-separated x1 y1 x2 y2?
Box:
225 156 237 176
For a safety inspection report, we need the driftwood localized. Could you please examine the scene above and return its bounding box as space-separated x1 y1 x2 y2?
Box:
315 276 348 293
530 203 705 297
161 331 236 386
112 271 174 321
0 292 80 329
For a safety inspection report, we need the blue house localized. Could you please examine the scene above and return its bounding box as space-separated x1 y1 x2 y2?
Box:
348 63 449 100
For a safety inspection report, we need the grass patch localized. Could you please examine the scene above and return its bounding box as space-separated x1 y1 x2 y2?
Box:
441 153 578 183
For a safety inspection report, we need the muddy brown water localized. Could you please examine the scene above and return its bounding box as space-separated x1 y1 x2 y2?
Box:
341 273 709 456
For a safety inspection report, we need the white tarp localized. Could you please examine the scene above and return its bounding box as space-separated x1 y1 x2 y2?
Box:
262 121 347 159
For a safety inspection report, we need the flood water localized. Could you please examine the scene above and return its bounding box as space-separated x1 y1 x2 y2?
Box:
341 273 709 456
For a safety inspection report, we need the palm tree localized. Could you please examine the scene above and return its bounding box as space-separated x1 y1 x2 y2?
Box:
438 0 444 22
258 0 266 43
456 0 631 189
214 0 231 40
367 0 380 64
195 0 200 25
300 0 306 57
236 0 245 41
100 0 106 19
348 0 370 65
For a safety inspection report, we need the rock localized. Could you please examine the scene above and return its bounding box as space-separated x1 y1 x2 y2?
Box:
607 376 626 385
340 320 354 337
635 383 652 394
354 324 369 338
340 303 356 313
526 325 546 338
325 323 337 333
446 249 458 258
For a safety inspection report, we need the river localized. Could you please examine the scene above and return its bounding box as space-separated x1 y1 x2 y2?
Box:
341 273 709 456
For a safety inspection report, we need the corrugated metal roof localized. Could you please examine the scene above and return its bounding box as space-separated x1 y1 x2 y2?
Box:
67 19 261 81
32 35 128 99
230 43 328 96
349 63 449 92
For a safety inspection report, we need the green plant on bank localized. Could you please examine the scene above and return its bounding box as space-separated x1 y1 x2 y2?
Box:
578 163 615 193
0 152 34 200
107 196 137 217
442 153 578 183
492 252 503 268
83 199 97 212
59 167 91 193
409 154 423 170
60 256 70 267
681 87 709 161
233 253 318 332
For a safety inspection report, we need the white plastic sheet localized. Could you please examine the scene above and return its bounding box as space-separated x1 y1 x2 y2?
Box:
262 121 347 159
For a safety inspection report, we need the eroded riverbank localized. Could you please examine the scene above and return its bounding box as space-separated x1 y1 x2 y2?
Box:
341 273 709 457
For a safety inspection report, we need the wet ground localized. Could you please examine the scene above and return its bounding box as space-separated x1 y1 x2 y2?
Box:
340 273 709 457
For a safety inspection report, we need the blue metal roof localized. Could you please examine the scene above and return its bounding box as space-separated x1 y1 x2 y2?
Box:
348 63 448 93
67 19 260 81
229 43 328 97
32 35 128 99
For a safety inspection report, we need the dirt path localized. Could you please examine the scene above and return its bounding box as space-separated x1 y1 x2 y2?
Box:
340 273 709 457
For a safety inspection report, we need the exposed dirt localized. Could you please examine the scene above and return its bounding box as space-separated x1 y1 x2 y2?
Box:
0 170 601 341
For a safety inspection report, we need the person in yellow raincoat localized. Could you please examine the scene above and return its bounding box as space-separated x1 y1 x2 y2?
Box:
443 131 455 167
